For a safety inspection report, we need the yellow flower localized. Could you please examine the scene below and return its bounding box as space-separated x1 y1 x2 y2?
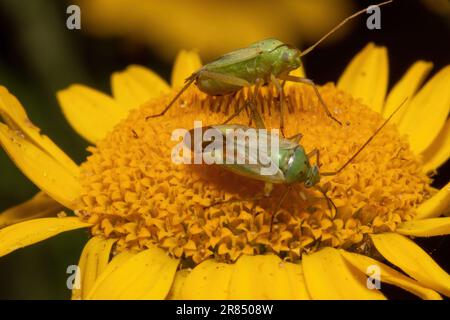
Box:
1 44 450 300
76 0 354 61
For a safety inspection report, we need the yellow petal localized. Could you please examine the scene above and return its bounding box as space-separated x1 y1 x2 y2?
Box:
371 233 450 297
337 43 388 113
0 86 78 176
167 269 190 300
86 250 137 296
422 119 450 172
398 65 450 154
302 247 385 299
111 65 170 110
228 255 310 299
283 260 310 300
181 259 234 299
0 124 82 208
171 50 202 88
397 217 450 237
72 236 117 300
0 217 91 257
340 250 441 300
86 247 179 299
57 85 128 144
414 182 450 219
0 192 63 228
383 61 433 121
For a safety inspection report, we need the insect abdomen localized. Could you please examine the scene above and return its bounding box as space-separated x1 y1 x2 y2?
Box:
197 56 271 95
221 164 286 184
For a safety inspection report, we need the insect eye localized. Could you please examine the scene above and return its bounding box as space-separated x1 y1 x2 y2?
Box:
281 52 291 63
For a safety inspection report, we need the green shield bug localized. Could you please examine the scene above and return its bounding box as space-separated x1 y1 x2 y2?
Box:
148 1 393 134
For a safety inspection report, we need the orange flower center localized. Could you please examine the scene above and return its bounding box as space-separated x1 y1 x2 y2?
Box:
76 83 433 265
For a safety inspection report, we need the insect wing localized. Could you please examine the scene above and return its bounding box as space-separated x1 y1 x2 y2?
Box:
213 125 286 182
206 47 263 69
186 126 228 164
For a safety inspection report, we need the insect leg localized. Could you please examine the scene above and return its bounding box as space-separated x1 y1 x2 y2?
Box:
307 148 320 167
270 185 293 232
199 70 265 127
146 75 197 119
248 78 266 129
306 149 337 215
270 74 286 136
222 103 248 124
281 80 292 113
278 74 342 126
315 185 337 218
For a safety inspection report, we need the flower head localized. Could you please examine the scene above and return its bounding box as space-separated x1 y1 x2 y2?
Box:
0 44 449 300
77 78 433 266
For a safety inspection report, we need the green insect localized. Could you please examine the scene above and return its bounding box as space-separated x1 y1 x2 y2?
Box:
148 1 393 133
186 100 405 229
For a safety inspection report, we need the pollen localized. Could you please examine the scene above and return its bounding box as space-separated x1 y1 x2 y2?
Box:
76 83 434 264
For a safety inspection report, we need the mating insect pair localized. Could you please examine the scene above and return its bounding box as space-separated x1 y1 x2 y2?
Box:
147 1 393 135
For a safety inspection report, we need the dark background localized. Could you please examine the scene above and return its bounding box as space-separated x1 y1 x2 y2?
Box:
0 0 448 299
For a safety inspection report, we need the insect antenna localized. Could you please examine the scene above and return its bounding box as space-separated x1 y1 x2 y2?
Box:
300 0 393 58
321 98 407 177
146 74 197 120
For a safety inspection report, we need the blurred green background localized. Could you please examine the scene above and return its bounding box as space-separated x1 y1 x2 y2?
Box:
0 0 448 299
